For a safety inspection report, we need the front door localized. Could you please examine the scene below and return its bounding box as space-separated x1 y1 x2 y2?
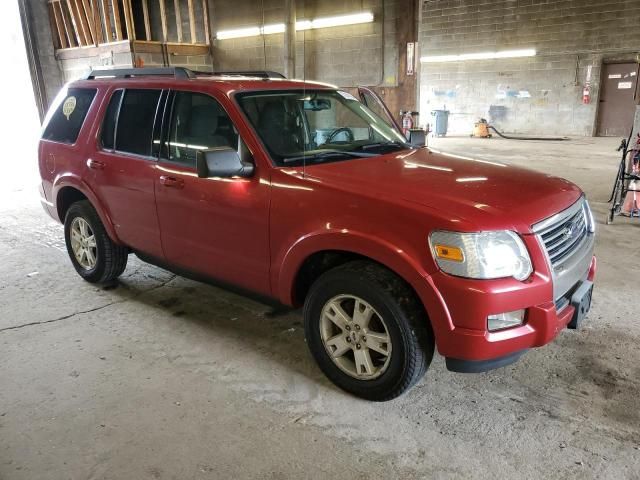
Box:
154 90 271 296
597 63 640 137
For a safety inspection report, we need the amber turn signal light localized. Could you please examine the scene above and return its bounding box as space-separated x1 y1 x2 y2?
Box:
434 244 464 262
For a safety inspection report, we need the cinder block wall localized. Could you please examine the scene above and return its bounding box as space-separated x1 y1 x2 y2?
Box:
211 0 400 88
419 0 640 136
25 0 64 111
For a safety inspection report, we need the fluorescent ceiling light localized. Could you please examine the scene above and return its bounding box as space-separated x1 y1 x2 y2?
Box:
299 12 374 30
421 49 536 63
216 12 374 40
217 25 281 39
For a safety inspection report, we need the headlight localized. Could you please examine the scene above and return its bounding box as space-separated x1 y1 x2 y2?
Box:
429 230 533 281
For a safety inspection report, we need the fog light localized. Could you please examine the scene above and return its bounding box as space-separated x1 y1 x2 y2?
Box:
487 310 525 331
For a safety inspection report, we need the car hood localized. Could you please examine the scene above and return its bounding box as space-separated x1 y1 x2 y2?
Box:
299 147 582 233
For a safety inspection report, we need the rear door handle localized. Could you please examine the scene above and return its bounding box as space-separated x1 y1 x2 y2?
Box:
87 159 105 170
159 175 184 189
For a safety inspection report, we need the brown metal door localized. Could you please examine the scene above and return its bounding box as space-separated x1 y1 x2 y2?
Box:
596 63 639 137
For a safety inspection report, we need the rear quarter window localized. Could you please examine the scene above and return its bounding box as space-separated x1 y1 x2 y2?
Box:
42 88 97 144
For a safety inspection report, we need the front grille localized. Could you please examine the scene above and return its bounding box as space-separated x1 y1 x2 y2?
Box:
538 201 588 267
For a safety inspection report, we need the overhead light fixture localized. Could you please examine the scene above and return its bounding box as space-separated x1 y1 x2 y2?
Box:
216 12 374 40
298 12 374 30
421 49 536 63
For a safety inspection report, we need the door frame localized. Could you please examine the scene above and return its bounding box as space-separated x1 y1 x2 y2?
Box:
594 58 640 137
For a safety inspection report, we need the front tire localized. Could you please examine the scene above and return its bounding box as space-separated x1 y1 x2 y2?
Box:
303 261 434 401
64 200 128 283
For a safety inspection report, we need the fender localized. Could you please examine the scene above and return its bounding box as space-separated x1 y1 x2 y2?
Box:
52 173 123 245
275 229 455 340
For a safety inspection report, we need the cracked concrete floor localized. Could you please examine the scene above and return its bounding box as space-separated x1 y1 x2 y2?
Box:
1 137 640 479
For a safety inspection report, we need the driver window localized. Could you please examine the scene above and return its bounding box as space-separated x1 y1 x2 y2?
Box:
166 92 239 167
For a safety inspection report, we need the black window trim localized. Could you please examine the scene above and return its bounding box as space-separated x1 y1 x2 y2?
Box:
100 87 167 161
41 87 98 147
99 88 124 152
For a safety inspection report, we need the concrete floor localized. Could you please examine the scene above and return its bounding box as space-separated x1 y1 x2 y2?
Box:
1 136 639 479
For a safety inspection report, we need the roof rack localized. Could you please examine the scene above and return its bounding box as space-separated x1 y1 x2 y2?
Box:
84 67 195 80
84 67 286 81
209 70 286 79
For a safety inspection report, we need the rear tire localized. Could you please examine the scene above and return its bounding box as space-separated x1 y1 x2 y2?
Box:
303 260 434 401
64 200 128 283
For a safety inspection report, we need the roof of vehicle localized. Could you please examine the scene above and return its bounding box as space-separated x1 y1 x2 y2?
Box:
70 68 338 95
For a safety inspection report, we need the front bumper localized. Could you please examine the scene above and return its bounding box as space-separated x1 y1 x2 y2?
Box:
426 251 596 371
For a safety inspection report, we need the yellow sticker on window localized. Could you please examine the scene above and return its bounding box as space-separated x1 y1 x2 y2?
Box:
62 96 77 120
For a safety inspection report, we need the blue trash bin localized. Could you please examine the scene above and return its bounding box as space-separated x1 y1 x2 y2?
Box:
431 109 450 137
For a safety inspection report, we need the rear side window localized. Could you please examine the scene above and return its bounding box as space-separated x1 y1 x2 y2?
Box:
115 89 162 156
42 88 97 144
101 89 123 150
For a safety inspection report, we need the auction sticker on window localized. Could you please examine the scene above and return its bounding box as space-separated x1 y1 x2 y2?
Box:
618 82 633 89
63 96 77 120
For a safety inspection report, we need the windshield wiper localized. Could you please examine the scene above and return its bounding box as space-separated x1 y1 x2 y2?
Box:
356 141 408 151
283 150 376 163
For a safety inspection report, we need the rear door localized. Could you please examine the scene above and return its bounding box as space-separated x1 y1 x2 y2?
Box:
153 89 271 296
358 86 404 135
596 63 639 137
88 88 167 258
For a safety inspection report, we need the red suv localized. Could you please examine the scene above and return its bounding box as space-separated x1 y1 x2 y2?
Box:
38 68 596 401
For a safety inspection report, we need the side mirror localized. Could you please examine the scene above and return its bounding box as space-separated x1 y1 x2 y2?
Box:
196 147 254 178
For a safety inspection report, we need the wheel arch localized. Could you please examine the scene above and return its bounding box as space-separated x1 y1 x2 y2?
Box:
278 231 450 335
53 177 122 245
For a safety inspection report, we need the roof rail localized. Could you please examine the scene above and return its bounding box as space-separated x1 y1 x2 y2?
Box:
209 70 286 79
84 67 196 80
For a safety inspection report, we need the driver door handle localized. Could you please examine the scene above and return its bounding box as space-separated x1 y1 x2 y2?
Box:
159 175 184 189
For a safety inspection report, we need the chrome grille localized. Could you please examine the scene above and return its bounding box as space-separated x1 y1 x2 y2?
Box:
540 207 588 266
533 197 595 302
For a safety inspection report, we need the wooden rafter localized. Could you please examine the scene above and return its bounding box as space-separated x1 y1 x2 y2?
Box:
90 0 103 44
48 0 213 52
50 2 68 49
64 0 82 46
81 0 97 45
202 0 209 43
111 0 123 41
100 0 112 42
72 0 91 45
58 1 76 47
157 0 168 42
173 0 182 43
187 0 196 43
121 0 135 41
141 0 151 41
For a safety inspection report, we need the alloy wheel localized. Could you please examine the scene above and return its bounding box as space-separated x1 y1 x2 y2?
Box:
319 294 392 380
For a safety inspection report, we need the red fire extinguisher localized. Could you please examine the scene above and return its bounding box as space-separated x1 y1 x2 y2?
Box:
402 111 413 136
582 85 591 105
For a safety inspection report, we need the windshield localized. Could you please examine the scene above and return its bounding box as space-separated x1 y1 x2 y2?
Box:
236 90 410 167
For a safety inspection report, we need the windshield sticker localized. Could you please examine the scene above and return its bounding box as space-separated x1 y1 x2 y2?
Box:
63 96 77 120
337 91 358 101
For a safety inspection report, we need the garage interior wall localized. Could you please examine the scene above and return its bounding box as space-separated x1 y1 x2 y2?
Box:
212 0 398 87
212 0 418 119
418 0 640 136
28 0 418 119
22 0 64 118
